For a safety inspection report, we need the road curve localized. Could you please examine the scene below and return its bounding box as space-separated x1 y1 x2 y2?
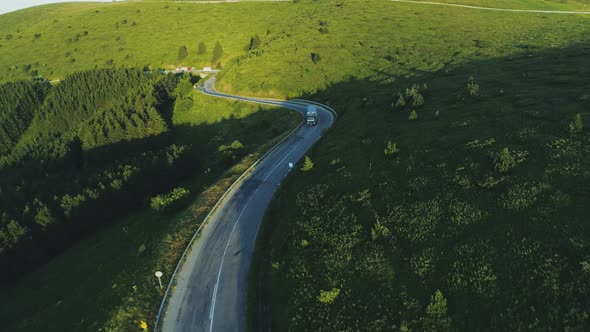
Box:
390 0 590 14
159 76 334 332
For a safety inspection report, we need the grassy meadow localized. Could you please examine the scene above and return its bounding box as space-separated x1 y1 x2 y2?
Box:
0 0 589 330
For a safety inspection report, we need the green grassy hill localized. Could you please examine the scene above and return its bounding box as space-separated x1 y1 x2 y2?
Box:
1 0 590 330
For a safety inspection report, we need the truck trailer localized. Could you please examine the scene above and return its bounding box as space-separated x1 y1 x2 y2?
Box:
306 105 318 126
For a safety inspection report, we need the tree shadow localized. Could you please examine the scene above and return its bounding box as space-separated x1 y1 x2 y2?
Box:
252 42 590 331
0 105 294 284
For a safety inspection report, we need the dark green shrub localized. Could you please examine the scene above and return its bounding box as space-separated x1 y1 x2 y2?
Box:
150 187 190 213
178 45 188 60
394 93 406 110
384 140 399 156
318 288 340 304
494 147 516 173
218 140 246 164
405 85 424 108
311 52 321 64
467 76 480 97
394 83 426 111
197 41 206 55
569 113 583 136
319 21 329 34
301 156 314 171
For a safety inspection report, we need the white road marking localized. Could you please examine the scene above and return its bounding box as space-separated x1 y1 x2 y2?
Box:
208 126 316 332
158 78 333 332
390 0 590 14
263 115 320 182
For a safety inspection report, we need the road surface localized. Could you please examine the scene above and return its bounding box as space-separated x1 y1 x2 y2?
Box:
390 0 590 14
160 76 334 332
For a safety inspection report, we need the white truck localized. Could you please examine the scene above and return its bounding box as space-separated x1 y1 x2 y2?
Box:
306 105 318 126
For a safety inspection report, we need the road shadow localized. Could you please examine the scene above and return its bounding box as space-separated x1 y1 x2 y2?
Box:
250 42 590 331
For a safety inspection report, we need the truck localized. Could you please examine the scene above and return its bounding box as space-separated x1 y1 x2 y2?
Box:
306 105 318 126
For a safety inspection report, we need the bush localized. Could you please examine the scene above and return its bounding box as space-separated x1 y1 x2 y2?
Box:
301 156 314 171
384 140 399 156
569 113 583 136
394 94 406 110
467 76 480 97
494 147 516 173
319 21 329 34
150 187 190 213
218 140 246 164
318 288 340 304
408 110 418 121
500 182 545 210
394 84 426 110
371 219 391 241
218 140 245 153
311 52 321 64
405 85 424 108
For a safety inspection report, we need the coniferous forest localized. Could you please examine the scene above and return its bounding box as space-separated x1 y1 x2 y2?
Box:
0 69 193 280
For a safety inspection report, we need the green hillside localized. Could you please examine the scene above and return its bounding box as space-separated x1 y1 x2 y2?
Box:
256 44 590 330
0 0 589 331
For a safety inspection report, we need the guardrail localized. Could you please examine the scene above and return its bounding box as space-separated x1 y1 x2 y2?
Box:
153 81 336 331
291 98 338 122
152 99 304 332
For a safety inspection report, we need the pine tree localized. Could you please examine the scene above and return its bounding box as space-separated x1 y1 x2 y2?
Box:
211 41 224 64
246 35 261 51
423 290 451 331
197 41 207 55
178 45 188 60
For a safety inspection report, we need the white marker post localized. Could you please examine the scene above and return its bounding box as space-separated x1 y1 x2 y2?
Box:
155 271 163 289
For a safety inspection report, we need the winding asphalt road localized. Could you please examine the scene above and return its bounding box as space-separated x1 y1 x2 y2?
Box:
390 0 590 15
160 77 334 332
